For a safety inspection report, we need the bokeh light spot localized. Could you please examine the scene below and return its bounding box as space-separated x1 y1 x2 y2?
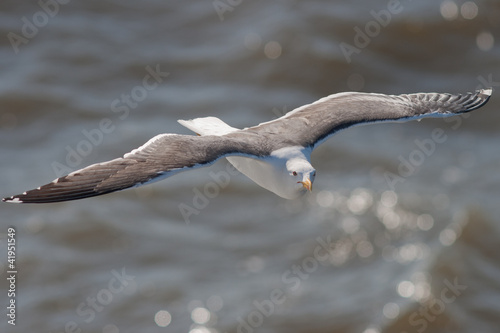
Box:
154 310 172 327
476 31 494 51
382 302 400 319
440 0 459 20
397 280 415 298
356 240 374 258
417 214 434 231
264 41 282 59
207 295 224 312
461 1 478 19
380 191 397 208
191 307 211 325
439 229 457 246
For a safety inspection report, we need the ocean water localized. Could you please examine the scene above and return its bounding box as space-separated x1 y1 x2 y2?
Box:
1 0 500 332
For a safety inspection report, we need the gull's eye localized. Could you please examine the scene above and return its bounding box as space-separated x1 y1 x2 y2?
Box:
312 172 316 177
292 171 298 176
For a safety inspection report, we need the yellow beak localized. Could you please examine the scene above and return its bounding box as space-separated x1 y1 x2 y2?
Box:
298 178 312 192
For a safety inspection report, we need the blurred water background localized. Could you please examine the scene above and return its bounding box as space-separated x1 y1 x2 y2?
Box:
1 0 499 332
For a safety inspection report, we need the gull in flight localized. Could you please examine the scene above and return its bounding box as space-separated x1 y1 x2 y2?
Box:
3 88 492 203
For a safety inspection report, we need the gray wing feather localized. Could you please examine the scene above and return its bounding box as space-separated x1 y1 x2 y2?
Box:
2 134 266 203
246 89 492 149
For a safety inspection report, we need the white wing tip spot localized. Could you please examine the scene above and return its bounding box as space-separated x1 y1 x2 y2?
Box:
482 88 492 96
3 197 23 203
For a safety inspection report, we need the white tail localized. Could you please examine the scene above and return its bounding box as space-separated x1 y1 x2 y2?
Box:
177 116 240 136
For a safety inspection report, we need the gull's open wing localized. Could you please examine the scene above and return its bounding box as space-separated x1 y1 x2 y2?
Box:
245 89 492 150
3 133 267 203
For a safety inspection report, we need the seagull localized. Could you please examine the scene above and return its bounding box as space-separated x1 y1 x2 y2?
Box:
3 88 492 204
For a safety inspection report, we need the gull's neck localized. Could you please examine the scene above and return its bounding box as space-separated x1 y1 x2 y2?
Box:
270 146 312 162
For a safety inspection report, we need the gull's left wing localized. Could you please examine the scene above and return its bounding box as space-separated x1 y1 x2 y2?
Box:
245 89 492 150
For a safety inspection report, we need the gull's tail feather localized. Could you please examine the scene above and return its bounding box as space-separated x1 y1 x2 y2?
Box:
178 116 240 136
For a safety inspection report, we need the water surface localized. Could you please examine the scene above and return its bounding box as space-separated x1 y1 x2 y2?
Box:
1 1 499 332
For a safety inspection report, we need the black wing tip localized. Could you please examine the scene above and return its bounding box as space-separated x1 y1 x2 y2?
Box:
2 191 99 204
456 87 493 114
417 88 492 114
3 192 53 204
2 181 102 204
475 87 492 105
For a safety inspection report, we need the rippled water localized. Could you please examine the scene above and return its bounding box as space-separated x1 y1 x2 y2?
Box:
1 1 499 332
